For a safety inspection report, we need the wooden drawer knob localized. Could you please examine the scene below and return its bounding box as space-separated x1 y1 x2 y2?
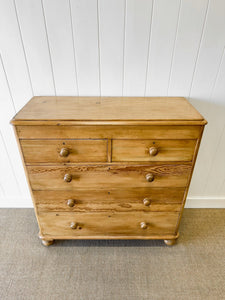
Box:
67 199 75 207
140 222 148 229
64 174 72 182
149 147 158 156
70 222 77 229
60 147 70 157
146 173 154 182
143 198 151 206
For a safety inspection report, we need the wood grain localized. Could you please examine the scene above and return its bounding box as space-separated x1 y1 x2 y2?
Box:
38 211 179 237
11 97 205 124
112 139 196 162
20 139 107 163
33 188 185 213
27 164 192 190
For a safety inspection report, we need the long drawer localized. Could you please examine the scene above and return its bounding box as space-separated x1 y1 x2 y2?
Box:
33 188 185 212
27 164 192 190
16 125 202 139
112 139 196 162
38 211 179 237
21 139 108 163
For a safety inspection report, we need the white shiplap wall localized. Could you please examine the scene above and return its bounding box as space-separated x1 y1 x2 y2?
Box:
0 0 225 207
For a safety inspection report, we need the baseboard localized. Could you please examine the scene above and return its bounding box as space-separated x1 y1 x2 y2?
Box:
1 197 225 208
185 197 225 208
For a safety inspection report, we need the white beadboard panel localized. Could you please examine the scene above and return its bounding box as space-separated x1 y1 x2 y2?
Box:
123 0 153 96
219 174 225 196
0 132 21 204
43 0 78 95
210 48 225 105
205 123 225 195
98 0 125 96
189 0 225 100
204 51 225 196
188 99 225 196
0 0 33 111
70 0 100 96
168 0 209 97
0 183 4 200
0 56 30 202
187 0 225 196
145 0 180 96
15 0 56 95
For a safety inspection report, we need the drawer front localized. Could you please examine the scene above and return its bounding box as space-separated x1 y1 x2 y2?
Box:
16 125 202 139
38 211 179 237
28 164 191 190
112 139 196 162
21 139 107 163
34 188 185 212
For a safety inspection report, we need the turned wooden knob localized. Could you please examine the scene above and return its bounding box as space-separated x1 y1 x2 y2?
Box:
149 146 158 156
143 198 151 206
146 173 154 182
64 174 72 182
60 147 70 157
70 222 77 229
67 199 75 207
140 222 148 229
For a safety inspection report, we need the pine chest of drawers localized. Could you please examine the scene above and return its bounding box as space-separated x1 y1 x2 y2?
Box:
11 96 207 246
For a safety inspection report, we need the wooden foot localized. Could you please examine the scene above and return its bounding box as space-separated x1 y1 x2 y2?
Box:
164 239 176 246
41 239 54 246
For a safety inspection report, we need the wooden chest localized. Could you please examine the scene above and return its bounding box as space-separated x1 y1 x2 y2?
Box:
11 97 207 246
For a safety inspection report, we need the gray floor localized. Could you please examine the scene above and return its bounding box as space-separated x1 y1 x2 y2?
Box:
0 209 224 300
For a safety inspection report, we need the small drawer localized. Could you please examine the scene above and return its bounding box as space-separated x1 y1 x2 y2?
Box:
38 211 179 237
112 139 196 162
20 139 107 163
28 164 191 190
33 187 185 213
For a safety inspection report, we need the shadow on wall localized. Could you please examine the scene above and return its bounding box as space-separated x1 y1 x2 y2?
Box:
188 98 225 197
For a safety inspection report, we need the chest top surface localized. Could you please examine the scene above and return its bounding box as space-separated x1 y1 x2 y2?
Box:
11 96 206 125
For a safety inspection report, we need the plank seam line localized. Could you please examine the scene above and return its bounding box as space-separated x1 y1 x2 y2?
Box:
0 131 22 196
0 54 16 113
69 0 79 96
209 44 225 102
97 0 102 96
13 0 34 97
188 0 210 98
41 0 57 95
203 45 225 193
144 0 154 96
122 0 127 96
167 0 182 96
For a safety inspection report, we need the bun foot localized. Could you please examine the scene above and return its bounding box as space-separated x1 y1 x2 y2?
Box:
41 239 54 246
164 239 176 246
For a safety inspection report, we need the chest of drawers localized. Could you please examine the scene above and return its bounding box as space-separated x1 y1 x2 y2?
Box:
11 96 207 246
